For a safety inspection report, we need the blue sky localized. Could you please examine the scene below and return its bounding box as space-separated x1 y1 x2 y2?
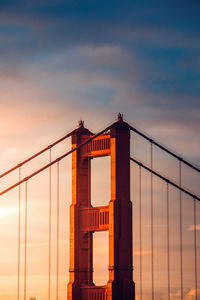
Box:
1 0 200 196
1 1 200 157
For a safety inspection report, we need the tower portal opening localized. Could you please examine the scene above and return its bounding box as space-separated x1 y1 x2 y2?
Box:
93 231 109 285
91 156 110 207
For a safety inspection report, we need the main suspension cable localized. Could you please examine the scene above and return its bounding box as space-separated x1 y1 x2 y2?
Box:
129 124 200 173
139 165 142 300
0 129 76 179
0 123 113 197
129 157 200 202
56 161 60 300
17 167 21 300
2 121 199 181
24 181 28 300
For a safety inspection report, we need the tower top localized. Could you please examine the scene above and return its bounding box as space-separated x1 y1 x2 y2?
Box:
118 113 123 122
78 120 84 128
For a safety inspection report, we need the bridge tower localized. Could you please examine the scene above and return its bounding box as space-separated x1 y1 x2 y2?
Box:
67 114 135 300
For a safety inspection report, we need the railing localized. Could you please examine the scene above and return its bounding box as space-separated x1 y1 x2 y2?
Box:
81 134 111 158
81 285 107 300
80 206 109 231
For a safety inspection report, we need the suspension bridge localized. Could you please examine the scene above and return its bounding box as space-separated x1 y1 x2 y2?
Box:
0 114 199 300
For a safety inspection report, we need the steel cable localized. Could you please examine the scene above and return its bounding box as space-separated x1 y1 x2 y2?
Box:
166 183 170 300
139 165 142 300
193 198 198 300
56 162 60 300
48 149 52 300
150 143 154 300
0 129 76 179
24 181 28 300
0 123 114 197
129 124 200 173
179 162 183 300
17 167 21 300
129 157 200 201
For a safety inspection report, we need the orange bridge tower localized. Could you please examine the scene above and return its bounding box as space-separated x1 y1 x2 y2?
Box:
67 114 135 300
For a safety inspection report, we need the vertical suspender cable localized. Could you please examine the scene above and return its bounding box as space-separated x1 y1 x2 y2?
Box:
150 143 154 300
139 165 142 300
193 198 198 300
48 149 52 300
56 162 60 300
24 181 28 300
17 167 21 300
166 183 170 300
179 161 183 300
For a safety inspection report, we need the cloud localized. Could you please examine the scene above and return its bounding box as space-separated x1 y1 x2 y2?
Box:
0 1 200 70
0 1 200 147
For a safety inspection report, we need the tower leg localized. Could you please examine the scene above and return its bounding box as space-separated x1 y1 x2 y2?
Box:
107 120 135 300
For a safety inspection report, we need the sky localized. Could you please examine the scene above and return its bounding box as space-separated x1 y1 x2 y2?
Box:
0 1 200 299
